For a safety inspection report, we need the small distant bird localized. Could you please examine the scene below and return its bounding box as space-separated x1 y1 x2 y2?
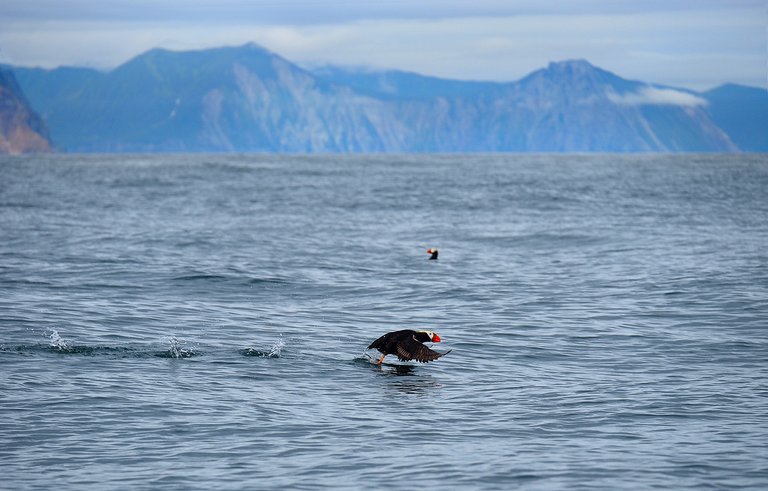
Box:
427 248 439 260
367 329 450 365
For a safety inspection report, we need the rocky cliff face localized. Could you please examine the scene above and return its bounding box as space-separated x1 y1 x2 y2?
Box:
10 45 754 153
316 60 737 152
0 68 52 154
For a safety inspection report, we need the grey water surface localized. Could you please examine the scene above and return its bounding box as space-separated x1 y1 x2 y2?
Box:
1 153 767 490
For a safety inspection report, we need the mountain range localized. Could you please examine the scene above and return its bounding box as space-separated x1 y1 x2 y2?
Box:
5 43 767 153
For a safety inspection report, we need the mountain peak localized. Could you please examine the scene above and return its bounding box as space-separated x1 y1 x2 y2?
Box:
543 59 603 79
123 43 276 67
521 58 634 93
240 42 270 53
547 59 595 70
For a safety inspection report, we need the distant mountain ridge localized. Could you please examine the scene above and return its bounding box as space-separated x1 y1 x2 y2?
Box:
7 44 767 153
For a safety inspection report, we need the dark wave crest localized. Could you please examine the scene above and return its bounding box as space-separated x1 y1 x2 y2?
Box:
1 332 285 360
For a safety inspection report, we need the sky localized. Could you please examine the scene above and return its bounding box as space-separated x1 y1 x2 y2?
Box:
0 0 765 91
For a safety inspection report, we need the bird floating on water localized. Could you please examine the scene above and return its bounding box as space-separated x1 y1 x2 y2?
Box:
427 248 439 260
367 329 450 365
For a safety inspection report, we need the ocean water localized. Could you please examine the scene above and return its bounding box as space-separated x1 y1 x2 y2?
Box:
1 153 767 490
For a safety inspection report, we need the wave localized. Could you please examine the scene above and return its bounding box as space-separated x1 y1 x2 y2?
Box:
240 336 284 358
159 336 200 359
0 330 285 360
170 273 290 286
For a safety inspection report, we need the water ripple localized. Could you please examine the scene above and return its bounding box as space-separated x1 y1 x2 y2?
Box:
1 154 766 490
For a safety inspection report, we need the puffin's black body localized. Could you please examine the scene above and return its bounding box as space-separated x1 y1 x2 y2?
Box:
367 329 449 364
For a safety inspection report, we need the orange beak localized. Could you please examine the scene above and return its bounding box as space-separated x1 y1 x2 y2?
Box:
432 333 441 343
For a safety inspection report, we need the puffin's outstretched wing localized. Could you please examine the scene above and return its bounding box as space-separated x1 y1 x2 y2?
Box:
396 335 449 363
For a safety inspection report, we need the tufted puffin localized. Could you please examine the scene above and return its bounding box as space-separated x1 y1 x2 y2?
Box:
427 248 439 260
367 329 450 365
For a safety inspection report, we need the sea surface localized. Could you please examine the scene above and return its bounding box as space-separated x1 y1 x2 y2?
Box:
1 153 767 490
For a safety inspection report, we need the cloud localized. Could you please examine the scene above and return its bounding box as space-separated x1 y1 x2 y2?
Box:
1 0 765 24
608 87 708 107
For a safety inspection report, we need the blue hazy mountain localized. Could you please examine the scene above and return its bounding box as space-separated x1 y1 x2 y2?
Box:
703 84 768 152
9 44 762 152
311 65 503 100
